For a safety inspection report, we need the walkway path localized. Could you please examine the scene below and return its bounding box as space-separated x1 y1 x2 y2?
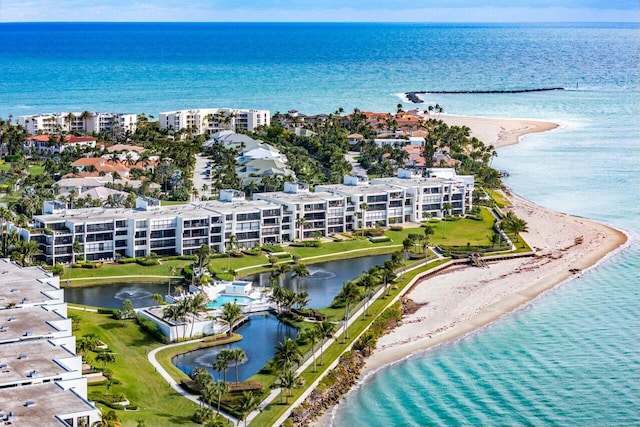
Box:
147 339 239 425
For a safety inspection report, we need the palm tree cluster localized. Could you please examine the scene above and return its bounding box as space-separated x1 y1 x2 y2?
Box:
500 211 529 242
268 286 310 316
162 292 209 340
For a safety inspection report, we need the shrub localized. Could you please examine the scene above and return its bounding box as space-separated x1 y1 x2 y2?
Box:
228 381 263 393
363 228 385 237
262 244 284 253
230 250 244 257
136 315 167 343
390 225 404 231
242 248 261 256
135 257 159 266
117 257 136 264
97 308 118 315
369 236 391 243
51 264 64 275
428 218 440 223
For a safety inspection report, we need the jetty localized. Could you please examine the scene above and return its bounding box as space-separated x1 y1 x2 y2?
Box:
406 87 564 103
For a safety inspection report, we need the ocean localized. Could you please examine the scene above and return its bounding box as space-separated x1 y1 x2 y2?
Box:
1 22 638 426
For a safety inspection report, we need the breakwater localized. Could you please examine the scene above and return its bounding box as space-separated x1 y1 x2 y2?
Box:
406 87 564 103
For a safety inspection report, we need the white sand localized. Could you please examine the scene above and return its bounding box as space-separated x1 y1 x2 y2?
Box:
311 115 625 427
440 114 559 148
363 195 626 375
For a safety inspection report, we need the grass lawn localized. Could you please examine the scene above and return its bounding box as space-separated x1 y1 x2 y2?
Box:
72 310 200 427
65 259 191 286
428 208 496 247
161 200 189 206
29 165 45 176
485 188 511 208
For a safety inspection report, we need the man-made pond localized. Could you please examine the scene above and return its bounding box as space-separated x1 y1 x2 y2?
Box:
172 312 297 382
244 254 391 308
65 282 175 309
65 254 390 310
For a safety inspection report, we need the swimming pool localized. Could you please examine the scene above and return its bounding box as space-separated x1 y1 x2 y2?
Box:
206 294 256 308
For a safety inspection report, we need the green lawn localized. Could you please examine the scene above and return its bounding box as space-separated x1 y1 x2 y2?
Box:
65 259 190 286
428 208 496 247
72 310 200 427
486 188 511 208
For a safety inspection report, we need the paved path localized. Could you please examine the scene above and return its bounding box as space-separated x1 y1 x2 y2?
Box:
147 339 239 425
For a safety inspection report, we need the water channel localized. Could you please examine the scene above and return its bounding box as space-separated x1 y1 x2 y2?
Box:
64 254 390 380
172 312 298 382
65 254 390 310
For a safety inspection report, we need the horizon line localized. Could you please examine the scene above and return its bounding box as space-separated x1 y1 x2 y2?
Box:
1 20 638 24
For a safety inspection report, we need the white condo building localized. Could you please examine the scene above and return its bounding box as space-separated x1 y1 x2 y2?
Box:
159 108 270 135
0 259 101 427
18 112 137 136
13 169 473 265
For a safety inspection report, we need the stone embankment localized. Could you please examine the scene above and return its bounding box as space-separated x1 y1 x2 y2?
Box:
406 87 564 103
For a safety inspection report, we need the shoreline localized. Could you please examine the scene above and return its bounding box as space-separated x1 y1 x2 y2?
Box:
312 114 624 427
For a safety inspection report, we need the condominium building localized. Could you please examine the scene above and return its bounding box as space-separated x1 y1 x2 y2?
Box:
13 169 473 265
317 175 407 228
254 182 350 239
372 168 474 221
15 193 288 265
18 112 137 136
159 108 270 135
0 259 101 426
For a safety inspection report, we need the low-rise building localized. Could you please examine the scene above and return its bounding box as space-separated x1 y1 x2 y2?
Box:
18 112 136 136
24 134 97 155
372 168 474 221
159 108 270 135
254 182 349 239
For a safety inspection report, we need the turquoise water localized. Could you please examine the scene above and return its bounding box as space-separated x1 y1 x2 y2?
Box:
1 22 638 426
206 294 255 308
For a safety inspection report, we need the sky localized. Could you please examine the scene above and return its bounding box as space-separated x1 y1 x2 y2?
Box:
0 0 638 22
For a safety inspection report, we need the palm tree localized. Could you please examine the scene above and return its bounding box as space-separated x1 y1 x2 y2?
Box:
359 273 377 319
273 337 302 375
210 380 229 416
227 233 238 270
278 368 302 404
72 239 84 263
167 265 177 295
212 358 228 383
336 281 360 341
151 293 164 306
216 349 234 382
95 351 116 371
0 207 14 258
236 391 259 427
187 293 209 339
230 347 246 384
10 240 41 266
379 261 397 296
218 302 243 337
300 327 320 372
442 202 452 238
296 216 307 241
424 224 435 257
314 320 336 366
291 263 309 279
359 202 369 234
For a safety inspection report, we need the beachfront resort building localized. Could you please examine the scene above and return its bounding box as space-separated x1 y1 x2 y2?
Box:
159 108 270 135
12 169 473 265
0 259 101 426
18 112 137 137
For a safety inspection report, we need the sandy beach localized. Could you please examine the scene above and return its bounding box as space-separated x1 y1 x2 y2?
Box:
440 114 559 148
312 114 625 427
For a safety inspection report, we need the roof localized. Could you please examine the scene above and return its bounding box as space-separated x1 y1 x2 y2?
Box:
106 144 145 153
0 382 97 426
0 339 77 385
0 305 69 344
71 158 129 173
78 186 129 200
